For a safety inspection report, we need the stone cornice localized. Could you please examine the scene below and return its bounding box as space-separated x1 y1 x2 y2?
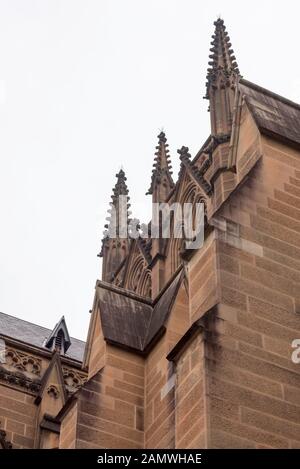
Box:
0 364 41 395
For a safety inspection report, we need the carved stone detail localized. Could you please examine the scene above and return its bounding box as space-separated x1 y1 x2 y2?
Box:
0 347 87 396
0 347 41 376
62 367 87 391
47 385 60 399
0 365 40 393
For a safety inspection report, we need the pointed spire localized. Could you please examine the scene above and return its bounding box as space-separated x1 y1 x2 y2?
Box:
100 169 131 248
205 18 240 99
204 19 241 138
112 169 129 199
147 131 175 200
99 169 131 282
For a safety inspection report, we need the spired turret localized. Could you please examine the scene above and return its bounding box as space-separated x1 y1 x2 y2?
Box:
205 18 241 139
99 169 131 282
147 131 175 203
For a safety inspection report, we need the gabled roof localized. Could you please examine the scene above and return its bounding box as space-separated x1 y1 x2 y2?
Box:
35 351 68 405
98 284 152 351
240 79 300 148
0 312 85 362
96 268 184 353
44 316 71 352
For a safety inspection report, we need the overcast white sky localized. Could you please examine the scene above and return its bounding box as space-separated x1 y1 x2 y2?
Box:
0 0 299 341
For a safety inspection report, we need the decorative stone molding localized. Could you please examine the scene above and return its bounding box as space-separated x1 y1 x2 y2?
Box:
0 347 86 395
1 347 41 376
47 385 60 399
0 365 40 394
62 367 87 391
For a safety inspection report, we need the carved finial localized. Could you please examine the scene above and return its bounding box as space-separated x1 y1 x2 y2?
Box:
99 169 131 282
157 130 167 144
205 18 240 99
113 169 129 198
177 146 190 160
147 130 174 197
99 169 131 258
178 146 212 196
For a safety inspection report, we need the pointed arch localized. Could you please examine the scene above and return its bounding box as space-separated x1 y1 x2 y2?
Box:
138 268 152 298
127 254 144 293
164 175 208 275
125 253 152 298
170 236 184 274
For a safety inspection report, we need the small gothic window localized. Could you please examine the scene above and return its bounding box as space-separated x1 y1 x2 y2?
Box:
43 317 71 355
54 330 65 354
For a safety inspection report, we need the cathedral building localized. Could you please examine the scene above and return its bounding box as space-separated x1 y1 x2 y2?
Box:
1 19 300 449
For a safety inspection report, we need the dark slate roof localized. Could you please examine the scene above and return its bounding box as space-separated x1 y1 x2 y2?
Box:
97 269 183 353
98 287 152 351
240 79 300 147
0 312 85 362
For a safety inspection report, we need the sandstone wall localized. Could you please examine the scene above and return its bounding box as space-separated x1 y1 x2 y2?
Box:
0 384 36 448
205 137 300 447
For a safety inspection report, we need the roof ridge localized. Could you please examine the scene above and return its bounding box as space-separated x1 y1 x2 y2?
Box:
240 78 300 111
